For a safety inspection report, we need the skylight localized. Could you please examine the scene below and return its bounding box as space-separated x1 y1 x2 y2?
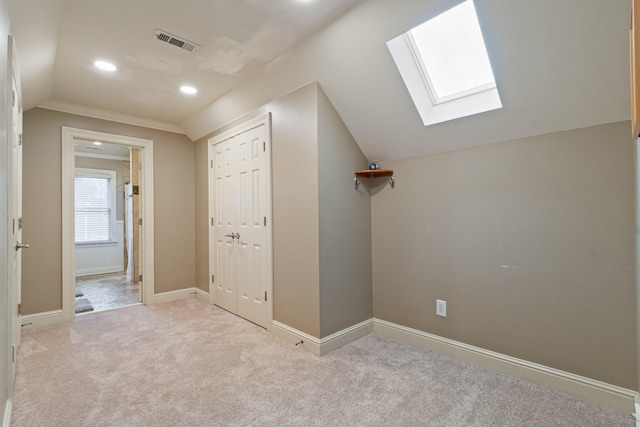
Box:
387 0 502 126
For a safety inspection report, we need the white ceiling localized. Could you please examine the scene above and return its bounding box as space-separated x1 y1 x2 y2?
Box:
9 0 363 126
8 0 632 161
74 139 131 159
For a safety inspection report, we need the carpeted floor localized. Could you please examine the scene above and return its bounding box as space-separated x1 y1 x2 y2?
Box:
11 299 634 426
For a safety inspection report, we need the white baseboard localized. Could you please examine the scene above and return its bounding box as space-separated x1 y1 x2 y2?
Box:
75 266 124 277
269 318 374 356
635 393 640 426
195 288 209 303
154 288 199 304
269 321 321 355
373 318 637 414
21 310 64 329
3 399 11 427
319 319 374 355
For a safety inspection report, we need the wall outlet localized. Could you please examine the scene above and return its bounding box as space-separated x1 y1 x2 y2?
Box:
436 299 447 317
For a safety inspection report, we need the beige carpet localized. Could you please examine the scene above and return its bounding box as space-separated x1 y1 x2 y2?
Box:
12 299 633 426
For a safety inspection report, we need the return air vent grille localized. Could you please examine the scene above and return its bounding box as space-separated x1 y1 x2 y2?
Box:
154 29 200 53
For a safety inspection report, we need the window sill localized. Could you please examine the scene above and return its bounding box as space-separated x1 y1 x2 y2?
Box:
75 240 118 247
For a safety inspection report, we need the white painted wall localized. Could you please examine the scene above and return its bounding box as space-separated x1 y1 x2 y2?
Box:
75 220 124 276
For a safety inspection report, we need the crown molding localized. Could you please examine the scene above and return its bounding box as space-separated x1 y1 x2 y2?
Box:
37 99 187 136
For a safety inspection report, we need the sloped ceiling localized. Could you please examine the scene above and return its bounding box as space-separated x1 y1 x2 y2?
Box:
9 0 363 127
9 0 632 161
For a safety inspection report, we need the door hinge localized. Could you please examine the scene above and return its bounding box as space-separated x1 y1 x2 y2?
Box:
17 303 21 316
18 217 22 230
12 90 15 107
264 291 267 302
12 345 15 363
211 217 214 226
211 159 213 168
263 141 266 152
18 133 22 146
139 274 143 282
264 217 266 226
138 218 142 225
12 218 15 234
212 274 215 283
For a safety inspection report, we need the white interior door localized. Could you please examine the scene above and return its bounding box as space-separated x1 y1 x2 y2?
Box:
235 125 269 328
8 35 24 384
210 121 270 328
212 138 238 313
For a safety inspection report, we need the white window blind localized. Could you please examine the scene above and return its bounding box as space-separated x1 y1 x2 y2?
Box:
75 169 116 243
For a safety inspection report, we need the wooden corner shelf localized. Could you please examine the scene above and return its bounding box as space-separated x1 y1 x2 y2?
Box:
354 169 395 189
354 169 394 179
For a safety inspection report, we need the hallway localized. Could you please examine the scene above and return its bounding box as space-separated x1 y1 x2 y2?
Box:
75 272 139 313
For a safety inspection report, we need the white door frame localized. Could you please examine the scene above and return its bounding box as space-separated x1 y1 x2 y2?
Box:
62 127 155 321
208 113 273 326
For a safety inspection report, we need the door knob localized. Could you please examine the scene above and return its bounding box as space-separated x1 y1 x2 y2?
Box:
15 242 29 250
224 233 235 239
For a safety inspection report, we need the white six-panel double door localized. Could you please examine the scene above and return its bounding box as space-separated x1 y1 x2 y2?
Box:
210 120 271 328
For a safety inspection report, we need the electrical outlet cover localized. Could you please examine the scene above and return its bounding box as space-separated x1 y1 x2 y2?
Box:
436 299 447 317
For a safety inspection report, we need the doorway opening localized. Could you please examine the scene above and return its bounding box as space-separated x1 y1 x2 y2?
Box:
62 127 155 321
73 141 142 313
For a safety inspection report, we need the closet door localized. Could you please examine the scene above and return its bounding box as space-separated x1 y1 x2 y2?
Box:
235 125 269 327
211 124 270 328
212 137 238 313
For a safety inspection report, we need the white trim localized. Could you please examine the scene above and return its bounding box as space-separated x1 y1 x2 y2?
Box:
635 393 640 426
40 99 186 135
154 288 198 305
3 400 11 427
20 310 64 329
268 319 374 356
207 113 273 328
75 266 124 277
269 321 322 356
373 318 636 414
195 288 209 303
319 319 374 355
62 127 155 320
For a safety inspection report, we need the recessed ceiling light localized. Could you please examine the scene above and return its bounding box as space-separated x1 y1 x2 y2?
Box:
94 60 117 72
180 85 198 95
93 141 102 146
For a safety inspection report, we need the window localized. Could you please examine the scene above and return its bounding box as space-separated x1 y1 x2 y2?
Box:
75 168 116 244
387 0 501 126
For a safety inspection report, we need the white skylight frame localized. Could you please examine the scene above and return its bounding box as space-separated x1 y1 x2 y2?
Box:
387 0 502 126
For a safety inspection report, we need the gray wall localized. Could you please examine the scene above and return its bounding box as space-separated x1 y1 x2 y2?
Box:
22 108 196 314
269 84 321 336
372 121 636 389
0 0 10 419
75 156 126 221
195 83 374 339
318 87 372 337
195 84 321 337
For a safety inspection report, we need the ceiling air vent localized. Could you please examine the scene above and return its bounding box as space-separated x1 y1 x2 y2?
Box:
154 29 200 53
